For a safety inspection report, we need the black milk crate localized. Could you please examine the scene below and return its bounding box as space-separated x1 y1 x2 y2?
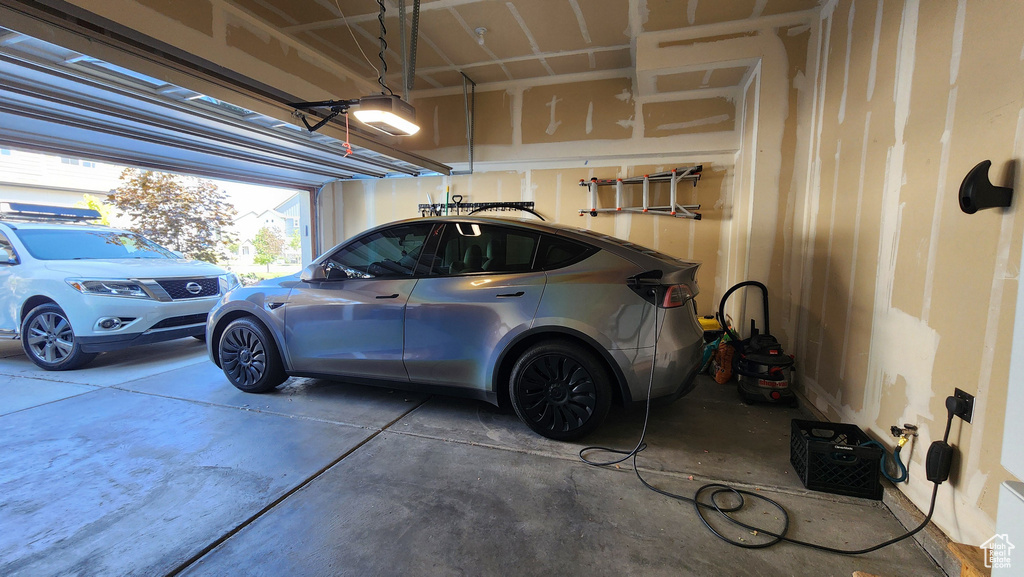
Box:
790 419 883 500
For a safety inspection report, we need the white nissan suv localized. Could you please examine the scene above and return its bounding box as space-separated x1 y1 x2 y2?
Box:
0 203 239 370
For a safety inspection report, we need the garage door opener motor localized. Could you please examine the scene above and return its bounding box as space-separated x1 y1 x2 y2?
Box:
718 281 795 405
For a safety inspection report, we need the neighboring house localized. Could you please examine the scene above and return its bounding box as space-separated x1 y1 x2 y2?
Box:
229 208 287 265
0 148 123 220
233 208 287 243
275 193 301 264
275 193 300 238
236 239 256 265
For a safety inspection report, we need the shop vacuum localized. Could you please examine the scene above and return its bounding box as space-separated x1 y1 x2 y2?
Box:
717 280 796 406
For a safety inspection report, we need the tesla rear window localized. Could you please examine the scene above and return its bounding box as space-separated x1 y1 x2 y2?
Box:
14 229 175 260
535 236 596 270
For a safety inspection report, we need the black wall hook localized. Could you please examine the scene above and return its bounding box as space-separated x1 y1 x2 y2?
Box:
959 160 1014 214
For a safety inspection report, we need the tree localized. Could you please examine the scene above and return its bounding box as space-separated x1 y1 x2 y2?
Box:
108 169 236 263
74 194 113 225
252 226 285 271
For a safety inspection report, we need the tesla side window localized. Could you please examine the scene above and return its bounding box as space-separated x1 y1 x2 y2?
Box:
434 223 539 275
534 235 597 270
0 232 17 263
325 223 433 279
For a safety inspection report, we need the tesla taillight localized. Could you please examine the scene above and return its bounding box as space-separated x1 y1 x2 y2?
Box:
661 284 693 308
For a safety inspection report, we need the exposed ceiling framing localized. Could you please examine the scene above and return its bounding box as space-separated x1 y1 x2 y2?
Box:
231 0 820 93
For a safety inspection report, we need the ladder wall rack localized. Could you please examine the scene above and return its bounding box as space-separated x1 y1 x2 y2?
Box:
579 165 702 220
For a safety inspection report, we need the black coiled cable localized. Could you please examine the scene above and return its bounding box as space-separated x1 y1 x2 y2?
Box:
376 0 393 95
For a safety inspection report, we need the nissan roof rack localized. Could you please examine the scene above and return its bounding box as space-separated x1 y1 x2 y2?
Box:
0 202 103 224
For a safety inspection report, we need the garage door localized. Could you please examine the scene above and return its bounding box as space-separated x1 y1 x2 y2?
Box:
0 25 450 189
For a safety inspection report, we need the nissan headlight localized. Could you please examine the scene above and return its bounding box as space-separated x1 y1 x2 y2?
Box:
219 273 241 294
67 279 152 299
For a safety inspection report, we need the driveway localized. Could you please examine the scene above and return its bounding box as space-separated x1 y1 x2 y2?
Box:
0 339 944 576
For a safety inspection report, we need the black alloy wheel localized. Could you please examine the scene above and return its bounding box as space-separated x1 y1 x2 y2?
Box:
218 317 286 393
509 341 612 440
21 303 97 370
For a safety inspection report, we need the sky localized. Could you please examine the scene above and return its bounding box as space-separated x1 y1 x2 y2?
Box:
213 179 299 216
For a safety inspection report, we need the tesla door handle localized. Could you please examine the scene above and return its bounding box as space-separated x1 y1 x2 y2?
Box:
496 291 525 298
376 293 400 299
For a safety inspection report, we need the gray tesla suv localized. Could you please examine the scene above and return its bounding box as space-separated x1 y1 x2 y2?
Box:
207 217 704 440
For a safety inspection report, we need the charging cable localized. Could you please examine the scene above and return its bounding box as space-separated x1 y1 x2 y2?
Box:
578 297 659 467
579 296 960 555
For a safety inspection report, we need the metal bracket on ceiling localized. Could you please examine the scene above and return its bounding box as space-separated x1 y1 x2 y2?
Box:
462 72 476 175
289 99 360 133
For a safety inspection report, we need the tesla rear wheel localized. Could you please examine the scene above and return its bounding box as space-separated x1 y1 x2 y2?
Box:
509 341 612 441
218 317 286 393
21 303 98 371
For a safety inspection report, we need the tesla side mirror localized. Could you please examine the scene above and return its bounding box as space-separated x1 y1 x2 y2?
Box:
171 250 185 259
300 263 348 282
300 263 326 282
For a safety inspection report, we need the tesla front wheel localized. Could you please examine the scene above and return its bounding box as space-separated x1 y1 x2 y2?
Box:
218 317 287 393
509 341 612 441
21 303 98 370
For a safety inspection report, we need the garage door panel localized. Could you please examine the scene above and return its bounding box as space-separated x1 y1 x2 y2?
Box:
0 55 393 182
0 109 338 188
0 30 446 186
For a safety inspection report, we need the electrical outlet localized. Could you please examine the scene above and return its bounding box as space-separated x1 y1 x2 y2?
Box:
953 388 975 423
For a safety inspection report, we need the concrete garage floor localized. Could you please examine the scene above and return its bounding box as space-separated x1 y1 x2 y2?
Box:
0 339 944 577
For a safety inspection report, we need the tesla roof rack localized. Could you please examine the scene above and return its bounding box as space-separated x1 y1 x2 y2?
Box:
0 202 103 224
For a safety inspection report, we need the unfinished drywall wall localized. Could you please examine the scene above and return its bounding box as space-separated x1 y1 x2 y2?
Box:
643 97 736 137
408 73 741 169
223 13 362 97
635 23 809 347
722 74 761 328
521 77 635 144
132 0 213 36
645 0 820 31
792 0 1024 545
407 90 515 150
